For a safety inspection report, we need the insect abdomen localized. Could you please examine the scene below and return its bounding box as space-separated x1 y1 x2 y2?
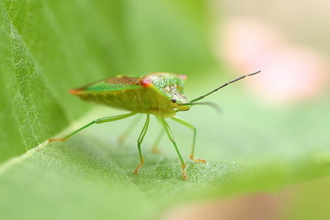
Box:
75 88 177 117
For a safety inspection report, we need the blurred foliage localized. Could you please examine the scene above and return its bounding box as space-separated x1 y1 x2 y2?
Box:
1 0 330 220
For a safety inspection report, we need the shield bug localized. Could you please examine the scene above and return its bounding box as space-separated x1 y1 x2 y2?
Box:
49 71 260 180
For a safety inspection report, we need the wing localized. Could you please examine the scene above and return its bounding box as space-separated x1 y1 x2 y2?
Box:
68 75 147 111
69 75 142 94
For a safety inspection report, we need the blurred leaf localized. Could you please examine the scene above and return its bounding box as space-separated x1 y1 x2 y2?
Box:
1 0 330 220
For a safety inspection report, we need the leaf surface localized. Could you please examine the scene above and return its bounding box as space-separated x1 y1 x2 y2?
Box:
1 1 330 219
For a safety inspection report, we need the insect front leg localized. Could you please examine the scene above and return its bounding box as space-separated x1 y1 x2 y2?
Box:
49 112 137 143
134 114 150 174
170 116 206 163
160 117 187 180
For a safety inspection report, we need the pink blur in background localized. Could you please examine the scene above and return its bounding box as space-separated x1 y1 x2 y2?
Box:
219 18 329 106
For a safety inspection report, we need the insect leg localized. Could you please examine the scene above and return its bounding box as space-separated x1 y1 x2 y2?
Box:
134 114 150 174
118 114 143 143
151 116 165 153
49 112 137 143
160 117 187 180
171 116 206 163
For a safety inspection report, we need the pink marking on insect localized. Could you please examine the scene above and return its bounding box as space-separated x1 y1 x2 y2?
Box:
177 75 187 80
69 89 82 95
140 78 152 88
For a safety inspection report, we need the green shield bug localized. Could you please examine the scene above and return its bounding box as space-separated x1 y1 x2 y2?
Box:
49 71 260 180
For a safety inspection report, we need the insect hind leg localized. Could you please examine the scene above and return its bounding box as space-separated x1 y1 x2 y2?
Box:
118 114 143 143
150 116 165 153
49 112 137 143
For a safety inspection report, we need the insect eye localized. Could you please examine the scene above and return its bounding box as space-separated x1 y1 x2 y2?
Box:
171 98 177 103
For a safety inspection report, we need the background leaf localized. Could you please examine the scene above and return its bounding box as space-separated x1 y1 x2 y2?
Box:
1 0 330 219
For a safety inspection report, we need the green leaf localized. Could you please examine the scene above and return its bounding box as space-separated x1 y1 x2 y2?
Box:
1 1 330 219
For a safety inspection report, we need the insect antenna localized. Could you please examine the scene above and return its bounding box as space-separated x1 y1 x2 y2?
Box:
186 101 222 114
187 70 260 104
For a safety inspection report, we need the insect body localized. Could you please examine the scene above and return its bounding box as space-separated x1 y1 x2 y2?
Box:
49 71 260 180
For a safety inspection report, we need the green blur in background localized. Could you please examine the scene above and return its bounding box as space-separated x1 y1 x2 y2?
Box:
1 0 330 219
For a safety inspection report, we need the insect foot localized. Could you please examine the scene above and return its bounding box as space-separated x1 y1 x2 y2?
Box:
48 138 66 143
182 165 188 180
134 157 145 174
190 157 207 163
151 146 161 154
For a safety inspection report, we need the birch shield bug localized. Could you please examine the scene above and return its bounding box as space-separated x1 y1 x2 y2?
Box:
49 71 260 180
